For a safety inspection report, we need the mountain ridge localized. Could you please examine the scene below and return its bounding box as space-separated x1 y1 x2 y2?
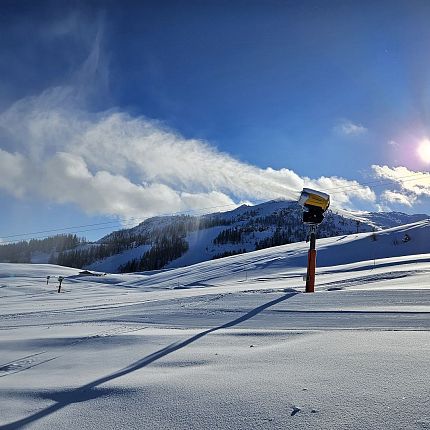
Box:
89 199 428 272
1 199 427 272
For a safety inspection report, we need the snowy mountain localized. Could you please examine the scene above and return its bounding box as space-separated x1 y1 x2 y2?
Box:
109 219 430 290
85 200 428 273
1 199 428 273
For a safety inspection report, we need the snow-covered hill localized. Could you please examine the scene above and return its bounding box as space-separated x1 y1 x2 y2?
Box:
105 219 430 291
87 200 428 273
9 218 427 295
1 220 429 430
1 199 428 273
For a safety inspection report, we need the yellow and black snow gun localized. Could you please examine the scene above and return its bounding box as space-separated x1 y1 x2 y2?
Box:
298 188 330 224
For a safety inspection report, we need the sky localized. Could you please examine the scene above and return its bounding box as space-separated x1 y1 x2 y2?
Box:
1 0 430 242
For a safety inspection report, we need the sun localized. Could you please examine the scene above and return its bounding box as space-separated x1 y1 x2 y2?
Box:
418 139 430 163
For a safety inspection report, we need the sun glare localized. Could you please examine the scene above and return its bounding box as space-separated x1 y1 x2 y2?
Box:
418 139 430 163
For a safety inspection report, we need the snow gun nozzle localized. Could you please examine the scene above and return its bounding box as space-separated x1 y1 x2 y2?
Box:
298 188 330 225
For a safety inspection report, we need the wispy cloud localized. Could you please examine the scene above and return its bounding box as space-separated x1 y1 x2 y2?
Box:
381 190 415 207
0 97 376 220
372 165 430 200
334 119 367 137
0 35 377 221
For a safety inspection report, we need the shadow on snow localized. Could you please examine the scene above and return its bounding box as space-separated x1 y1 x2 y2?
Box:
1 291 298 430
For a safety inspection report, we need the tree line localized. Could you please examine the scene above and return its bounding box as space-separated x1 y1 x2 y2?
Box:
0 234 83 263
118 236 189 272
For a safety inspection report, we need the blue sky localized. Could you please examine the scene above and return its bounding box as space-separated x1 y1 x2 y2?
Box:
1 0 430 241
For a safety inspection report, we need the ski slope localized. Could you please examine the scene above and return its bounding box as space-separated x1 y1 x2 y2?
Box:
86 200 429 273
0 222 429 429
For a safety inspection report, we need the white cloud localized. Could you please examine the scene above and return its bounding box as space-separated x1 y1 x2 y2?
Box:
0 149 27 197
0 99 378 218
308 176 375 207
0 38 377 221
375 203 391 212
0 90 378 220
334 119 367 136
372 165 430 199
381 190 415 207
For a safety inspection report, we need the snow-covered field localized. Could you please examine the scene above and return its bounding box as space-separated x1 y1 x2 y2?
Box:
1 224 429 429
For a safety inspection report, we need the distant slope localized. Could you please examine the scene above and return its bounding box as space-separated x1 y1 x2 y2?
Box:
87 200 428 273
116 219 430 290
335 208 429 229
1 219 429 294
1 200 427 273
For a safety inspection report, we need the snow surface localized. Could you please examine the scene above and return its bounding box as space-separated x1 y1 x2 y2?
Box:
86 244 151 273
1 222 429 429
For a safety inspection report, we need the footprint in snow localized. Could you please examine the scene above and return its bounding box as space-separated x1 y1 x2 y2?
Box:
291 406 301 416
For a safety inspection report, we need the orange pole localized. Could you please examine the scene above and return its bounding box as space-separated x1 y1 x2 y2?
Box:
306 232 317 293
306 249 316 292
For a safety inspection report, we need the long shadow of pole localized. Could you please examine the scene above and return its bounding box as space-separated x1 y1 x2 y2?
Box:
1 291 298 430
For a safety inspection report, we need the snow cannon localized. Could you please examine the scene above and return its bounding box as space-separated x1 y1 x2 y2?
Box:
298 188 330 224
